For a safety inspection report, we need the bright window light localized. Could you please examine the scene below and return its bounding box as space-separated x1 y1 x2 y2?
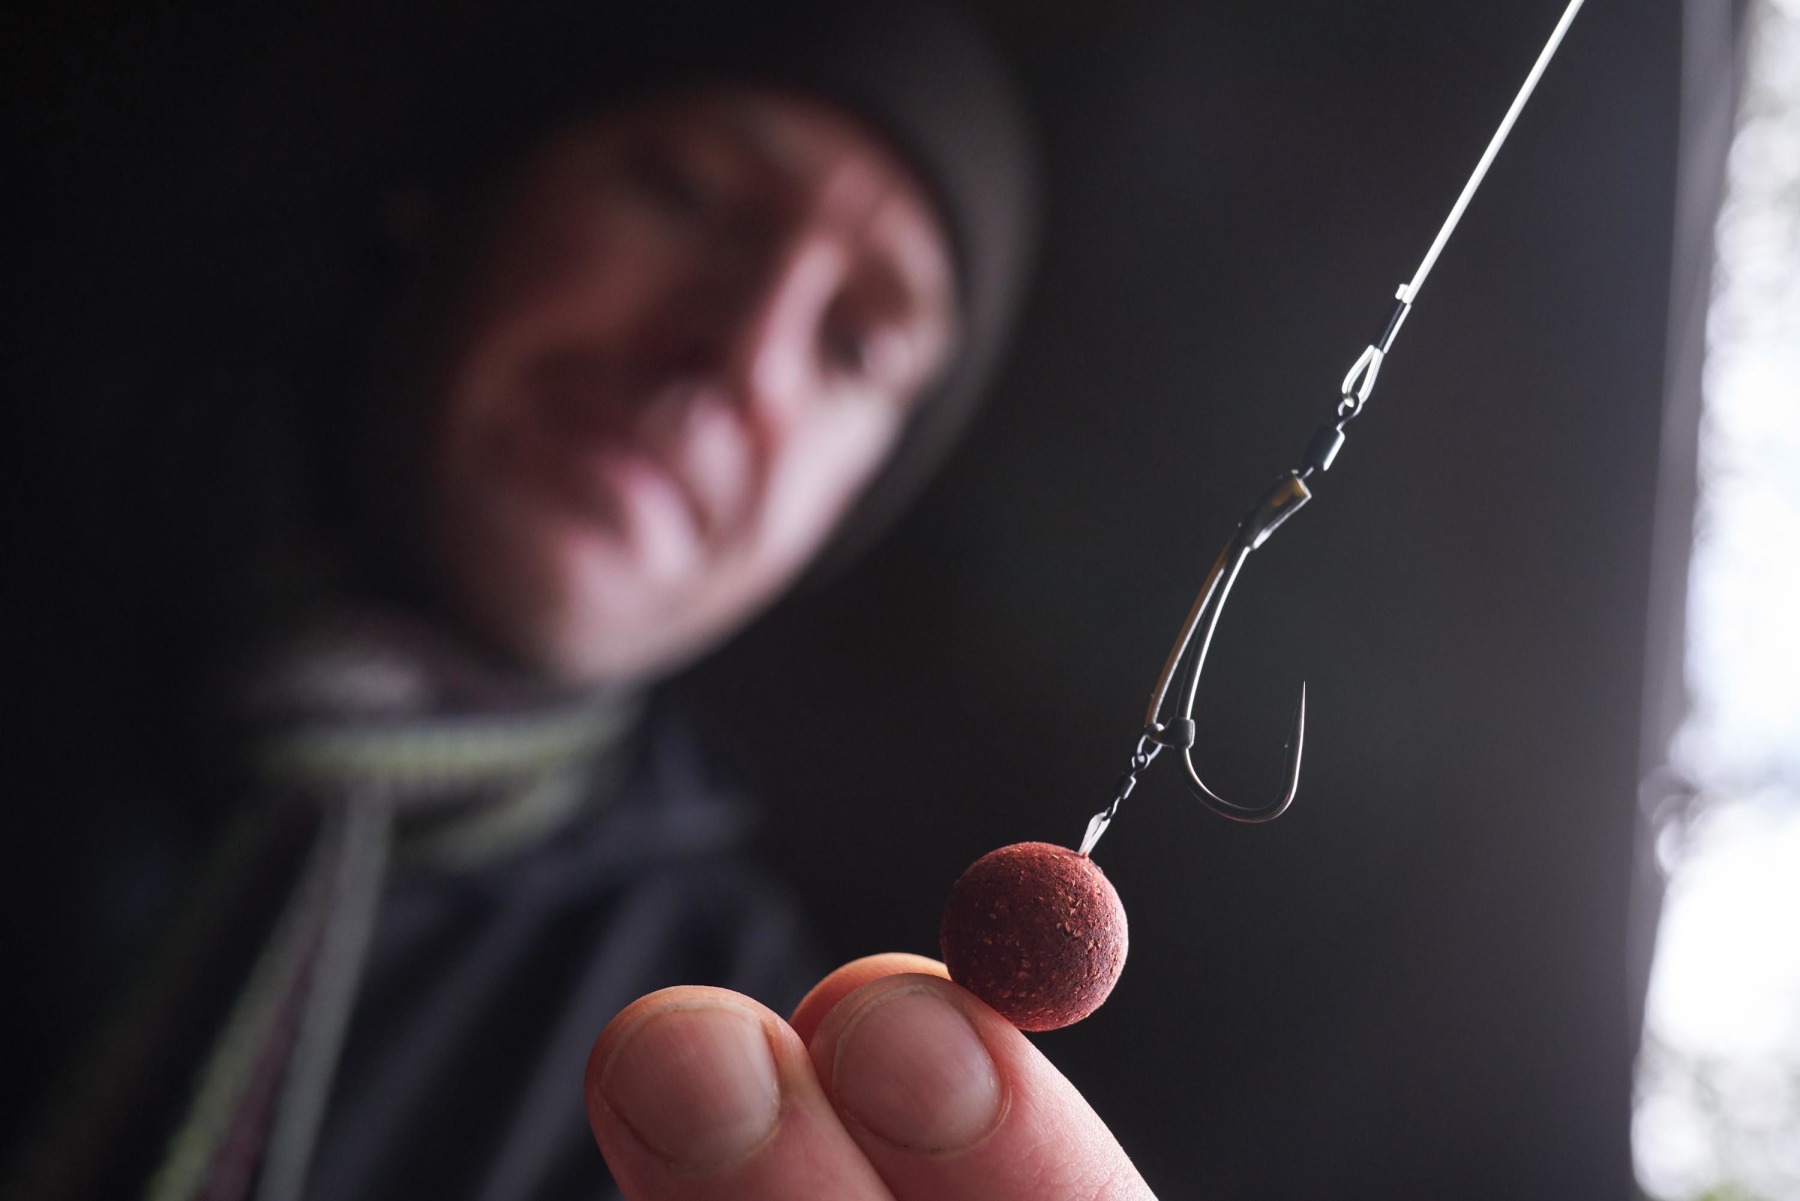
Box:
1634 1 1800 1198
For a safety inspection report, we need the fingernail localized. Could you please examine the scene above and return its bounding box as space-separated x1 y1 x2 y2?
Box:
832 983 1002 1152
598 1001 781 1170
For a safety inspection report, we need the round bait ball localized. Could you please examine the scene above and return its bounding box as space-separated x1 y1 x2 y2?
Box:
939 841 1128 1031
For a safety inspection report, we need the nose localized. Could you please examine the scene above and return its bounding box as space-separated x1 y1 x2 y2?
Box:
712 228 848 428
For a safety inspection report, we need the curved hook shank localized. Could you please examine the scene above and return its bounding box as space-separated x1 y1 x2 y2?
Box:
1143 543 1239 729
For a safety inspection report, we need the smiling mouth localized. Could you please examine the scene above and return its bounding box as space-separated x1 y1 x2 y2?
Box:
494 358 747 550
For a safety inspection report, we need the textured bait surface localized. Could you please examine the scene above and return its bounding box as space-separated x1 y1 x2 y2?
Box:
939 841 1127 1031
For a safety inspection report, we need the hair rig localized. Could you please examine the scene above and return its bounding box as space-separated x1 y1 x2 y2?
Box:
938 0 1590 1032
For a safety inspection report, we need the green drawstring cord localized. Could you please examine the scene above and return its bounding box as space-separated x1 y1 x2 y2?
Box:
253 791 392 1201
142 812 340 1201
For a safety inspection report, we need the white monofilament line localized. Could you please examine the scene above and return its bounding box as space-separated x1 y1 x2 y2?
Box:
1399 0 1588 306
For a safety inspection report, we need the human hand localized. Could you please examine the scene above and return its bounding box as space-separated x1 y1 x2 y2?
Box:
584 952 1156 1200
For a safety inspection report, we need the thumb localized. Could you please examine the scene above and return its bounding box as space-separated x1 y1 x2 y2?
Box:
806 971 1155 1201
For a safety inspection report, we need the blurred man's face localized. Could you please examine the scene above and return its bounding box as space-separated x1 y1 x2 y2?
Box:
417 89 958 683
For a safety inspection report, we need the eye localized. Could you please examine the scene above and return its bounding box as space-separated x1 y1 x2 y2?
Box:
821 317 876 380
818 251 949 401
629 151 709 216
623 141 733 222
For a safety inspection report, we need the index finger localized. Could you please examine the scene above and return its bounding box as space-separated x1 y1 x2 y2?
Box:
789 952 950 1044
807 972 1156 1201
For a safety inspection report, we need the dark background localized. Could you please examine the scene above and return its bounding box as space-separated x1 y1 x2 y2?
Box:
7 1 1678 1197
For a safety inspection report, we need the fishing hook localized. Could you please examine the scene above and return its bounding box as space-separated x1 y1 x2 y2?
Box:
1078 426 1336 853
1145 472 1312 824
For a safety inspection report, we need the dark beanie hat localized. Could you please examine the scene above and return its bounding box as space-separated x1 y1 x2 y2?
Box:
376 0 1040 563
